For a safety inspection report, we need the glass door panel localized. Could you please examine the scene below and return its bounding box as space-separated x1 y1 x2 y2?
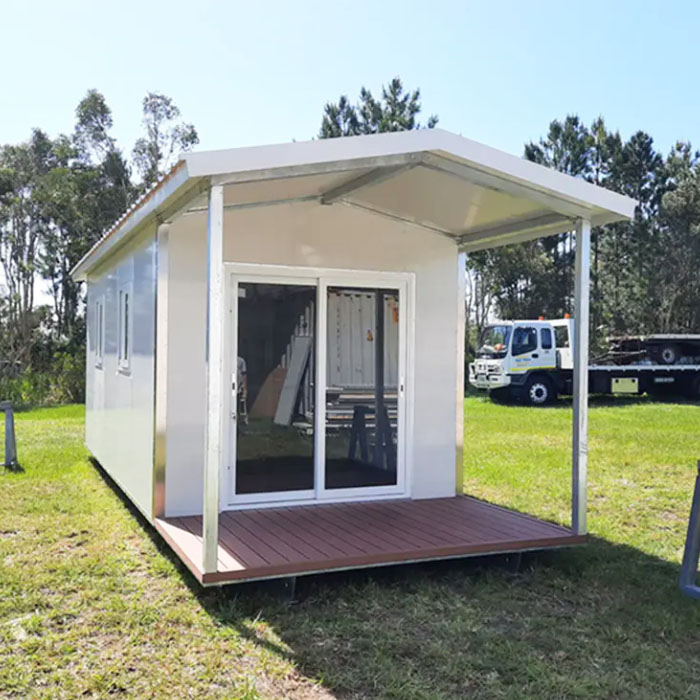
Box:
324 286 400 490
234 281 316 496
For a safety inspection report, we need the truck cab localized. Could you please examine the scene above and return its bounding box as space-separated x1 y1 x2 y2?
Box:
469 318 574 404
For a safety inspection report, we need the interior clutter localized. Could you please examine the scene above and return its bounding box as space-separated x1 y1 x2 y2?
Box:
234 283 399 495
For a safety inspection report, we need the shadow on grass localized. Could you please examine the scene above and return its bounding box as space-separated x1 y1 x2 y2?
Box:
88 457 206 598
201 538 700 698
2 461 24 473
88 454 700 698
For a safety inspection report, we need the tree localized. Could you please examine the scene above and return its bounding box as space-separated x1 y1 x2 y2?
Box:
0 130 57 366
132 92 199 188
319 77 438 138
74 89 116 162
37 91 134 345
656 143 700 331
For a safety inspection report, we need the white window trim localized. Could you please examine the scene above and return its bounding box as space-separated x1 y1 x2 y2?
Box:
95 296 105 369
117 282 133 375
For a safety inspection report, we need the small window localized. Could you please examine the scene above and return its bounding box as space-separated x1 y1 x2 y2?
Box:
511 327 538 356
95 298 105 368
554 325 570 349
541 328 553 350
118 287 131 373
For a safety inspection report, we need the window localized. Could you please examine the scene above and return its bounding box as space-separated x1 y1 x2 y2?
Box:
541 328 553 350
95 298 105 368
511 326 537 356
118 287 131 372
554 325 570 349
477 324 512 359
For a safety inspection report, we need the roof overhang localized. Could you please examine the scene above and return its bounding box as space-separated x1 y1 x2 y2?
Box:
71 128 637 280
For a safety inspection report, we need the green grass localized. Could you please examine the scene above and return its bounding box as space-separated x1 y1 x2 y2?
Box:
3 398 700 698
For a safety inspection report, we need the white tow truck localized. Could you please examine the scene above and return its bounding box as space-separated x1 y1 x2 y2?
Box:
468 317 700 405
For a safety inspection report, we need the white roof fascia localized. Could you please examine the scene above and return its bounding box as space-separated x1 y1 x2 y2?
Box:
183 129 637 222
73 129 638 279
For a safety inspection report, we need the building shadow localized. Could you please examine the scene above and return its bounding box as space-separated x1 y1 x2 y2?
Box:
88 455 700 698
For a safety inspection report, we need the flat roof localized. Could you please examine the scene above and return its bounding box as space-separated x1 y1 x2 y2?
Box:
72 128 637 280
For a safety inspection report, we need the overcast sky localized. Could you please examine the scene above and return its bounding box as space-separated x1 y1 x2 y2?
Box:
2 0 699 162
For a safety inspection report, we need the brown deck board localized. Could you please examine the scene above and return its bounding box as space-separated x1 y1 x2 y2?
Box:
155 495 586 585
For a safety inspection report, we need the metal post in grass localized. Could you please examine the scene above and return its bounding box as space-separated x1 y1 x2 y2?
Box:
680 461 700 599
0 401 17 468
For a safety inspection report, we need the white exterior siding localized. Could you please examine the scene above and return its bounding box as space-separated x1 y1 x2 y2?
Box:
164 201 459 516
85 230 157 519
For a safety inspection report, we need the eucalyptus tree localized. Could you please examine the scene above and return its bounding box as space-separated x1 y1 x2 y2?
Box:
37 90 134 347
0 130 57 366
132 92 199 188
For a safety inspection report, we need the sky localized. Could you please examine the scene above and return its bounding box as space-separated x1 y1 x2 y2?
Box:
2 0 699 162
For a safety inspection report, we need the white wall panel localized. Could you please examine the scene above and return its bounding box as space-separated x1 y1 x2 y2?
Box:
164 201 458 515
85 230 156 519
163 218 208 516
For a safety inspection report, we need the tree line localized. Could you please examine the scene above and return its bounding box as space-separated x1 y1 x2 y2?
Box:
0 90 198 402
1 77 699 404
466 116 700 354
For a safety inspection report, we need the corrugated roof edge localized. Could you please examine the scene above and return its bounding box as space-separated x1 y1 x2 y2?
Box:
70 160 191 280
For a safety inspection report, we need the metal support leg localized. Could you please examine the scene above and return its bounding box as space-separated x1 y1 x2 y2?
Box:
572 219 591 535
680 461 700 599
1 401 17 468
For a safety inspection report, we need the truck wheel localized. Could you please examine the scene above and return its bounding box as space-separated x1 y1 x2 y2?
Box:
659 343 680 365
525 376 554 406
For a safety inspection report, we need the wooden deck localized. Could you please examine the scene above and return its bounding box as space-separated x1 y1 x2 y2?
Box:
155 496 586 585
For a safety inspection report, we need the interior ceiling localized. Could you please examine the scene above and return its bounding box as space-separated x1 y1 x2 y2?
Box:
351 165 547 235
221 169 374 206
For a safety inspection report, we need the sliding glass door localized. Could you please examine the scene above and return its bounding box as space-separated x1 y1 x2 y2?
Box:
322 286 402 492
227 268 408 505
229 278 317 503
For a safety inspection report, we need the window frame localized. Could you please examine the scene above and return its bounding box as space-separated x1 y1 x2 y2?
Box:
117 283 133 374
95 296 105 369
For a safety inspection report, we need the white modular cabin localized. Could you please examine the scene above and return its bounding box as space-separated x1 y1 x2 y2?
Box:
72 129 636 585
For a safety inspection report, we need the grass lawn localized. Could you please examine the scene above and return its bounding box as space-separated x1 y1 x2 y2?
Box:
2 398 700 698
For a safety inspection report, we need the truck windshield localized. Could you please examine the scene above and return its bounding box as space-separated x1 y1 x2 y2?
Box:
477 325 512 358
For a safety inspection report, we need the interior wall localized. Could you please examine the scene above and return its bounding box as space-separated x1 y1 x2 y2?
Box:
164 201 459 516
85 229 157 520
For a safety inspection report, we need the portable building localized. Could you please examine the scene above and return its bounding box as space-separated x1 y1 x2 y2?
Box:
72 129 636 585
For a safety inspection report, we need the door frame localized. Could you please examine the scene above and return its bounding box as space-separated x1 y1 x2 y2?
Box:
222 262 415 510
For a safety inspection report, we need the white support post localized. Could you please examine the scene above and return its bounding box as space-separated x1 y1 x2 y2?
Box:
455 252 467 494
572 218 591 535
202 184 225 573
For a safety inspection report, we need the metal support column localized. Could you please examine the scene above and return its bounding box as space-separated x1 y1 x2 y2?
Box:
572 218 591 535
456 252 466 494
153 223 169 519
1 401 17 468
202 184 225 574
680 461 700 599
